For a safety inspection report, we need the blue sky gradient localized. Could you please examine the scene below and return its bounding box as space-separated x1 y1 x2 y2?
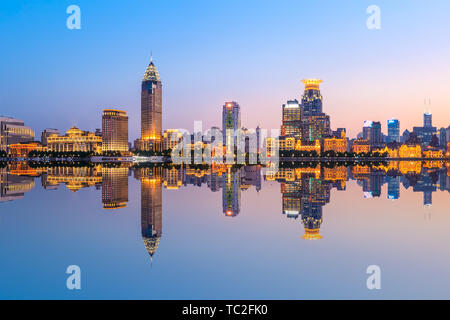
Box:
1 0 449 140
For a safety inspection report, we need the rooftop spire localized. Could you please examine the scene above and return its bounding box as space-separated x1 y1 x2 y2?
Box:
143 53 160 82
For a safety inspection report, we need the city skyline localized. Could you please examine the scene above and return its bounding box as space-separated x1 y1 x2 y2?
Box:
1 1 450 141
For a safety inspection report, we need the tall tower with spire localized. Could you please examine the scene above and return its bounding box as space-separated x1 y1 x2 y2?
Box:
140 54 162 151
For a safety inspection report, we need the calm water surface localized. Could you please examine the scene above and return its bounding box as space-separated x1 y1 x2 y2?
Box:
1 162 450 299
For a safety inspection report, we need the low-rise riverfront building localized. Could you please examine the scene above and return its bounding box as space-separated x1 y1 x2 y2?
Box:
47 126 102 153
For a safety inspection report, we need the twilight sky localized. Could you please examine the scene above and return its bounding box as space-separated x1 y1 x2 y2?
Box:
1 0 449 141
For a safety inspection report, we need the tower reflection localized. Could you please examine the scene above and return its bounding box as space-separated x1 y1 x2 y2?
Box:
136 167 163 264
102 165 129 210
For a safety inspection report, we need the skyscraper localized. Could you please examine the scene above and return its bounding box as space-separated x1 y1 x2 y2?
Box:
102 109 129 154
370 121 382 147
141 56 162 151
362 121 373 140
387 119 400 143
413 112 437 147
301 79 323 116
281 99 301 138
222 101 241 147
424 112 432 128
300 79 330 142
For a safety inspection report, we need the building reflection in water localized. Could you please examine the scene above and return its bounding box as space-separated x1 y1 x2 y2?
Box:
271 166 341 240
1 161 450 253
135 167 163 263
102 165 129 210
43 165 102 192
0 163 36 202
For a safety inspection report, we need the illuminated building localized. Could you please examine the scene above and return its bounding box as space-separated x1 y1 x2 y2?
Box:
163 129 183 151
387 119 400 143
8 142 46 157
301 79 323 116
102 109 129 154
398 144 421 158
352 138 371 154
302 114 330 142
362 121 372 140
295 139 321 153
141 55 162 151
423 148 443 158
447 142 450 157
278 137 321 154
300 79 330 142
279 137 295 151
47 126 102 153
281 100 301 138
266 137 278 157
372 144 400 158
140 167 163 263
102 166 129 209
0 117 35 152
370 121 383 147
323 137 347 153
222 101 241 148
424 112 432 128
41 128 60 146
413 112 437 147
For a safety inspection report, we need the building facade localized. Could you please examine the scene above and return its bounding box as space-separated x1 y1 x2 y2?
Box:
300 79 330 142
41 128 60 146
352 138 371 154
102 109 129 154
281 99 301 138
387 119 400 143
0 117 35 152
141 56 162 151
47 126 102 153
323 137 347 153
222 101 241 147
413 112 437 147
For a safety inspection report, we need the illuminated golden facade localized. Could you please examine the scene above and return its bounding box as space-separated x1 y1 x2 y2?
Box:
323 137 347 153
47 126 102 153
301 79 323 91
45 166 102 191
163 129 183 151
373 146 398 158
295 139 321 153
352 138 371 154
8 142 46 157
102 166 129 209
398 144 421 158
423 149 443 158
0 117 35 152
163 166 183 189
102 109 128 154
141 56 162 151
